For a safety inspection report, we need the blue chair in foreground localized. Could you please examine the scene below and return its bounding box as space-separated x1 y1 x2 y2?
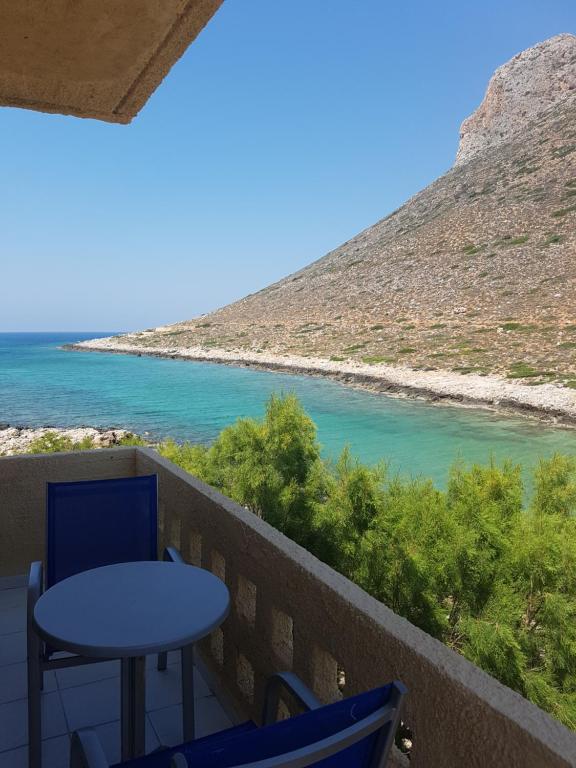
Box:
71 672 407 768
27 475 183 768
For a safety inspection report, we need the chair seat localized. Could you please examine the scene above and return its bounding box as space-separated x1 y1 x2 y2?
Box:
114 721 258 768
112 685 394 767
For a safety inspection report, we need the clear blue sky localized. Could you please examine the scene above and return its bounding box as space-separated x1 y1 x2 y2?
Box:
1 0 574 331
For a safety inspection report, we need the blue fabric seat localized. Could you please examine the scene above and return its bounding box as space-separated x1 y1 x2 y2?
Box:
45 475 158 589
117 722 260 768
71 674 407 768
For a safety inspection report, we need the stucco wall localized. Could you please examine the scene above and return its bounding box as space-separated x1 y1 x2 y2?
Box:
0 448 136 577
0 0 224 123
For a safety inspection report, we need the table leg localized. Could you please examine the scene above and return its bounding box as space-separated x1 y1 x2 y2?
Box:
121 656 146 760
182 644 196 741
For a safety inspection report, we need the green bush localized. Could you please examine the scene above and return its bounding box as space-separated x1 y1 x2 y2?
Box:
27 432 94 454
27 430 144 454
157 395 576 729
362 355 395 365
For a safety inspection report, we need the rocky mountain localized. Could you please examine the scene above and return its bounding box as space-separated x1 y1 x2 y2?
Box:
110 35 576 386
456 34 576 165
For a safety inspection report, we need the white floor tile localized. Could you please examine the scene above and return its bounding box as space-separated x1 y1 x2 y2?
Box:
0 576 27 591
145 664 211 712
0 662 56 705
60 677 119 732
0 692 67 751
148 703 182 747
0 602 26 636
0 589 25 612
196 696 233 739
0 735 70 768
149 696 232 747
93 716 159 764
55 660 119 690
0 632 26 667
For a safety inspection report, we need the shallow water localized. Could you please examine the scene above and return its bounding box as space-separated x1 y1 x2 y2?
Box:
1 332 576 487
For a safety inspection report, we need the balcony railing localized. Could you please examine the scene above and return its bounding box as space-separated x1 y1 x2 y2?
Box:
1 446 575 767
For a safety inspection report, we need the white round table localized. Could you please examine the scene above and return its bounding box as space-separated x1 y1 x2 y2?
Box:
34 561 230 760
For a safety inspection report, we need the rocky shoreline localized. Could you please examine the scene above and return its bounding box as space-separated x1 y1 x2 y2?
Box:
0 424 134 456
66 338 576 427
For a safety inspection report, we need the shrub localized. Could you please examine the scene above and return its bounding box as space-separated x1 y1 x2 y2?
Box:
362 355 395 365
162 396 576 728
545 234 563 246
27 432 96 454
552 204 576 218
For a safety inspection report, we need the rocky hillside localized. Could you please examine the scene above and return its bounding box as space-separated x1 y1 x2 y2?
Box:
110 35 576 387
456 34 576 165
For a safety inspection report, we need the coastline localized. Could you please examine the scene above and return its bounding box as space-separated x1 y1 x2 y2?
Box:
0 424 134 456
66 337 576 427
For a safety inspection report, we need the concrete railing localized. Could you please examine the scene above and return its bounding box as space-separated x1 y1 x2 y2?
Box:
1 447 576 766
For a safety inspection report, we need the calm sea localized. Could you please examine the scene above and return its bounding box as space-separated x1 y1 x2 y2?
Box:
1 332 575 486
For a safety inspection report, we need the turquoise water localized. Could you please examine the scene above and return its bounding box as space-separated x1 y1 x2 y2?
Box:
1 332 576 486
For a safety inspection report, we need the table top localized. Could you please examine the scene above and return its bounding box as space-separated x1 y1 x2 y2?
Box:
34 561 230 658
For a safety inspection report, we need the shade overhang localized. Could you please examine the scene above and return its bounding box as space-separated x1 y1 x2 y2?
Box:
0 0 224 124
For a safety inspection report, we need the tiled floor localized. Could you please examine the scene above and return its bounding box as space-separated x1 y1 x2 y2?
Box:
0 575 235 767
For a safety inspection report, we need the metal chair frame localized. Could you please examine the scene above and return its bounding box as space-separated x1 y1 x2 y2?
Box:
70 672 407 768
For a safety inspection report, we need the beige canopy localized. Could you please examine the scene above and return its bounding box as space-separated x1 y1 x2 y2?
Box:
0 0 223 123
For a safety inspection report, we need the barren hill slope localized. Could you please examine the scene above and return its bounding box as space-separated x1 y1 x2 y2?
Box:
109 36 576 386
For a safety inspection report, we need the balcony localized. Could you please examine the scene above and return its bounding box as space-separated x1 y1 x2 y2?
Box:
1 447 575 767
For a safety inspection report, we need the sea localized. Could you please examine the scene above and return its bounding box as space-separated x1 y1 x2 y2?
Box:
1 332 576 487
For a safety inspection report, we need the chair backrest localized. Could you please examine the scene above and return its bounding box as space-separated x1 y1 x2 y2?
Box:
46 475 158 588
220 681 406 768
123 681 406 768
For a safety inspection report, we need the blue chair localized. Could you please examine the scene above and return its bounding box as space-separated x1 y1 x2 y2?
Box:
70 672 407 768
27 475 182 768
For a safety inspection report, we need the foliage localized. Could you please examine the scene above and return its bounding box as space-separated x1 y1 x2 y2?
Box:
161 394 327 545
27 431 91 454
117 433 148 447
26 431 144 454
21 399 576 728
157 395 576 728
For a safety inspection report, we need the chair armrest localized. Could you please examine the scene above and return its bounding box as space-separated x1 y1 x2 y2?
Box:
163 546 185 564
27 561 43 631
262 672 321 725
70 729 110 768
28 561 43 607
